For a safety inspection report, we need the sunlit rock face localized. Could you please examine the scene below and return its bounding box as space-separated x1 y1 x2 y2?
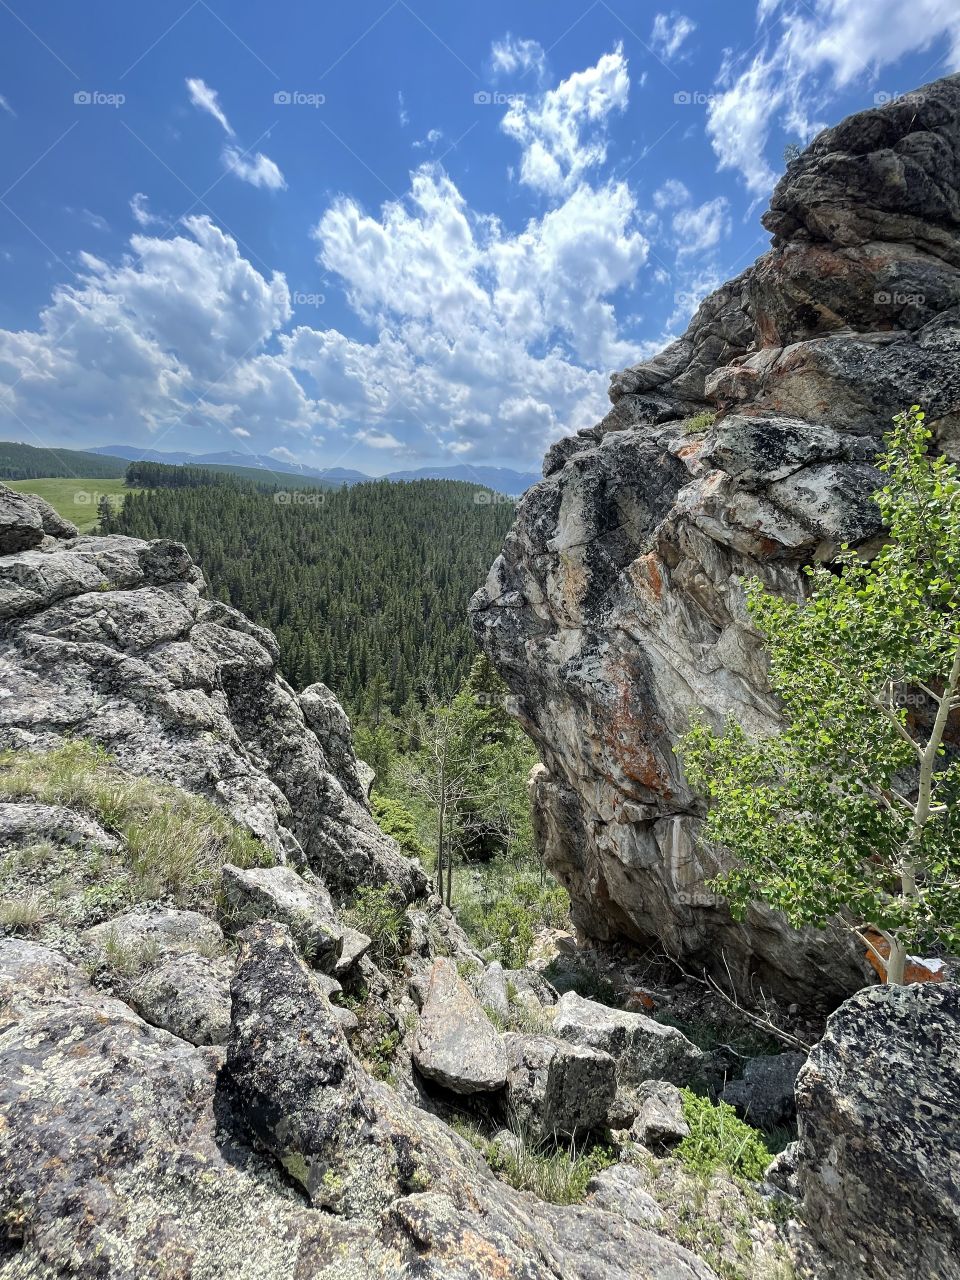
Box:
472 73 960 1005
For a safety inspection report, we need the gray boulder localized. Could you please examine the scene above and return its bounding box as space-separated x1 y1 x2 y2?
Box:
553 991 706 1087
721 1051 806 1130
221 863 343 970
0 800 119 852
504 1032 616 1140
130 951 233 1045
83 907 224 960
630 1080 690 1151
0 484 76 554
586 1162 665 1229
478 959 510 1020
794 981 960 1280
412 957 508 1094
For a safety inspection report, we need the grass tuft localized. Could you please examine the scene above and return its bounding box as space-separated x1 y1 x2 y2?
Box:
343 885 409 971
681 410 717 434
0 739 272 914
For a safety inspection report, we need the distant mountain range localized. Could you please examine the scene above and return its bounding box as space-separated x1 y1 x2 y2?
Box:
89 445 540 495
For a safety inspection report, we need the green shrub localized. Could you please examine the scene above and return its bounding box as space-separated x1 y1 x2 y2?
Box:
675 1089 773 1182
370 793 431 864
681 410 716 433
454 861 569 968
344 885 409 971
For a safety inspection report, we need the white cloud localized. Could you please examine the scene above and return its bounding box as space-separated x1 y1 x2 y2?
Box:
491 35 547 83
673 196 730 256
130 193 161 227
355 428 402 449
650 12 696 60
653 178 691 209
269 446 298 463
398 91 409 127
708 0 960 194
81 209 109 233
0 53 656 468
0 216 307 443
0 95 14 118
500 45 630 195
186 77 234 136
223 146 286 190
413 128 443 150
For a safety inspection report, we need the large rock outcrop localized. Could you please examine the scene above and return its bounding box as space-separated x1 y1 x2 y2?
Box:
793 981 960 1279
0 488 424 901
0 928 720 1279
472 73 960 1001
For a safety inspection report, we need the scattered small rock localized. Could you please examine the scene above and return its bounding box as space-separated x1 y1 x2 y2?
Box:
629 1080 690 1151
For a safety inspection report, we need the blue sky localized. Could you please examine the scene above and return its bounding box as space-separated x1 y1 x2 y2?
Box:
0 1 958 474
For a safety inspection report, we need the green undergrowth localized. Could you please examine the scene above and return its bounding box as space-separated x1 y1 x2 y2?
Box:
0 740 272 929
675 1089 773 1182
343 884 410 972
452 860 569 968
681 410 717 433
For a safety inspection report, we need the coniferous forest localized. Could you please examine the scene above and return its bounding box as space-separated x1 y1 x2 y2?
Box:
103 476 515 719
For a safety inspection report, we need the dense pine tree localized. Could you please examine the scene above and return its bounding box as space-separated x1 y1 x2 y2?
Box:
108 478 514 716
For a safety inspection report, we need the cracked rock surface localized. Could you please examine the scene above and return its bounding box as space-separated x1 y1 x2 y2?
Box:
473 73 960 1002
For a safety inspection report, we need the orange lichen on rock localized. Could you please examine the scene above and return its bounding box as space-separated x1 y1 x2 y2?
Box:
863 928 947 984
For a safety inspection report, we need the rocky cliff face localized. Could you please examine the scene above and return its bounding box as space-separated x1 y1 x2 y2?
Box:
472 73 960 1003
0 488 737 1278
0 484 423 901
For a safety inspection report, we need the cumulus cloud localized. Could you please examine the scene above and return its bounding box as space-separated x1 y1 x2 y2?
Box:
650 13 696 60
653 178 691 209
0 216 308 444
223 145 286 190
186 77 234 136
0 52 655 467
356 428 402 449
491 35 547 83
673 196 730 256
709 0 960 194
500 45 630 195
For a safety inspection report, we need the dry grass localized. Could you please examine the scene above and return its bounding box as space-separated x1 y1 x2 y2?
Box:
0 740 272 914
